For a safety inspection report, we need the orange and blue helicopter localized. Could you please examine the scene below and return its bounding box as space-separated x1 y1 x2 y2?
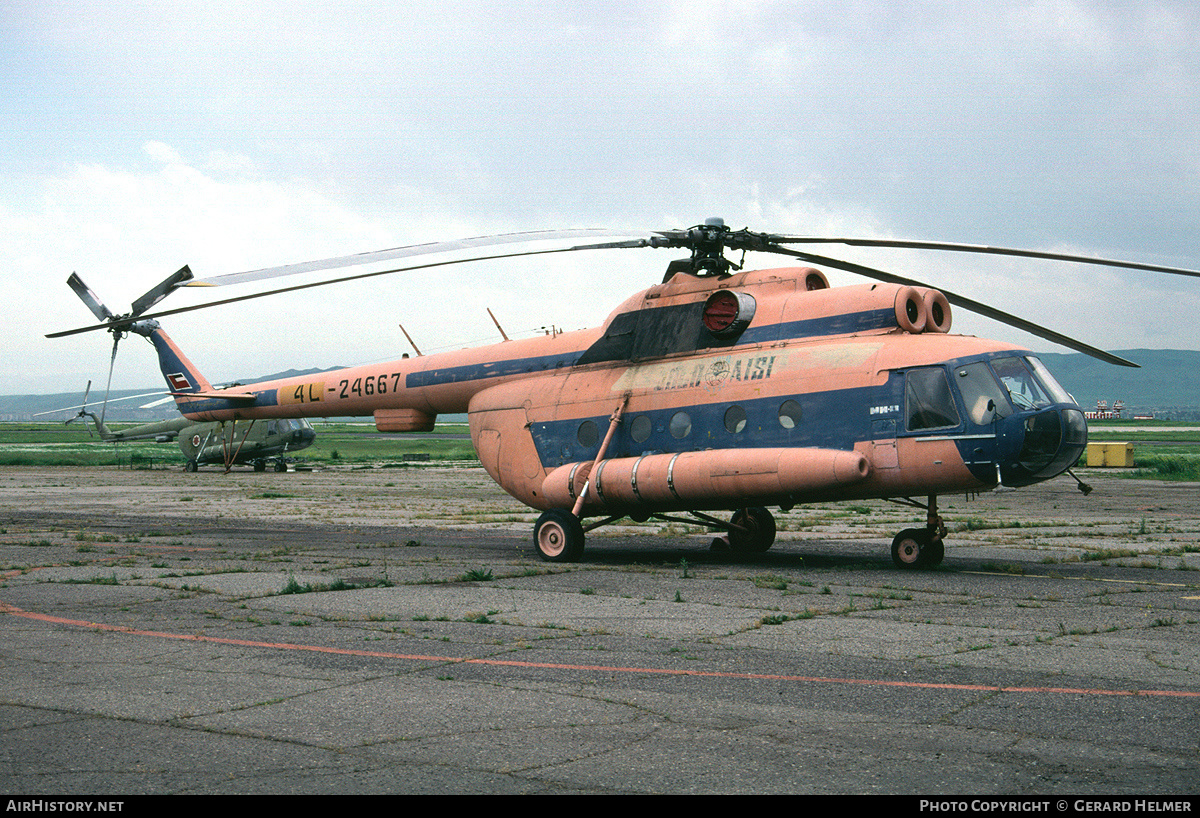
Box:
49 220 1200 566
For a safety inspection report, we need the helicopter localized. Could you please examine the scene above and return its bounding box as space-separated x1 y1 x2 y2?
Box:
49 220 1200 566
59 381 317 472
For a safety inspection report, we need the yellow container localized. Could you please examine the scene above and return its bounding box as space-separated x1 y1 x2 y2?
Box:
1086 441 1134 467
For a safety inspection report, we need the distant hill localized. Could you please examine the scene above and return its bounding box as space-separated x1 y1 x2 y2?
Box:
0 368 343 422
1034 349 1200 415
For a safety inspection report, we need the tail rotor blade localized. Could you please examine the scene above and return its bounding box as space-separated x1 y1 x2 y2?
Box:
67 273 117 323
131 265 193 316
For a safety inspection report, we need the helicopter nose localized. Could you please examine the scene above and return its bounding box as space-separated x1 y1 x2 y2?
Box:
999 406 1087 487
294 428 317 447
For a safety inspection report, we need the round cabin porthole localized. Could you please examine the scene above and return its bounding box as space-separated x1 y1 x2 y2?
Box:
577 420 599 448
669 411 692 439
724 405 747 434
630 415 652 443
778 400 802 430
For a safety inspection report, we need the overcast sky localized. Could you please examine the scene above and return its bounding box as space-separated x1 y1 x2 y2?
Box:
4 0 1199 396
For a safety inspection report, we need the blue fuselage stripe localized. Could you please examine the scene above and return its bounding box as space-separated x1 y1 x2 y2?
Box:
530 374 910 469
740 309 896 345
405 353 580 389
405 308 898 390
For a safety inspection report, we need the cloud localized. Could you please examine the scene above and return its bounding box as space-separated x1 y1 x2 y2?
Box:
4 1 1200 398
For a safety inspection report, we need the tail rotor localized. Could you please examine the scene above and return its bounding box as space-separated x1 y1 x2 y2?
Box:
63 380 96 435
63 267 193 425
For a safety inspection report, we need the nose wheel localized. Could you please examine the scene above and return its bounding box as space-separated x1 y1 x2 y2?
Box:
891 528 944 569
888 494 946 569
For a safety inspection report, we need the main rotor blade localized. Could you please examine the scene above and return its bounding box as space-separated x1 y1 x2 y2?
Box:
185 228 655 288
46 237 660 338
33 390 168 418
49 223 1186 368
67 273 116 322
131 265 194 316
767 237 1200 279
766 245 1140 367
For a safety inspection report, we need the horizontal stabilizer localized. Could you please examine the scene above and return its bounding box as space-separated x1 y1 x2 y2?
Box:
171 390 258 402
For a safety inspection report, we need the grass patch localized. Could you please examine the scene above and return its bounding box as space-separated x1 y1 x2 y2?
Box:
0 421 480 467
457 567 494 582
1080 548 1140 562
754 610 815 627
1118 454 1200 482
57 573 120 585
278 572 392 594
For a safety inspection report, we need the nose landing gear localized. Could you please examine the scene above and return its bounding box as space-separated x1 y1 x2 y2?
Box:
889 494 947 569
891 527 945 569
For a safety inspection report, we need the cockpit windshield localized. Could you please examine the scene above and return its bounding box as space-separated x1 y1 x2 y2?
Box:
1024 356 1075 405
267 418 313 435
989 356 1055 411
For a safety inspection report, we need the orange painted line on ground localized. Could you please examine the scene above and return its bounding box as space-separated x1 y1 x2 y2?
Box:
4 600 1199 699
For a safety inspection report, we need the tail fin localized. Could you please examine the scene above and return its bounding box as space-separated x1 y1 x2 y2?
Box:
130 320 214 399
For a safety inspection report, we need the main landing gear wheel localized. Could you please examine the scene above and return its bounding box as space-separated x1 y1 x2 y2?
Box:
185 460 198 472
728 507 777 555
890 528 944 569
534 509 585 563
274 459 287 473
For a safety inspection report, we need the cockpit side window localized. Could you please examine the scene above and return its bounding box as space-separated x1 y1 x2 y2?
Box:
955 362 1012 424
905 367 961 431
